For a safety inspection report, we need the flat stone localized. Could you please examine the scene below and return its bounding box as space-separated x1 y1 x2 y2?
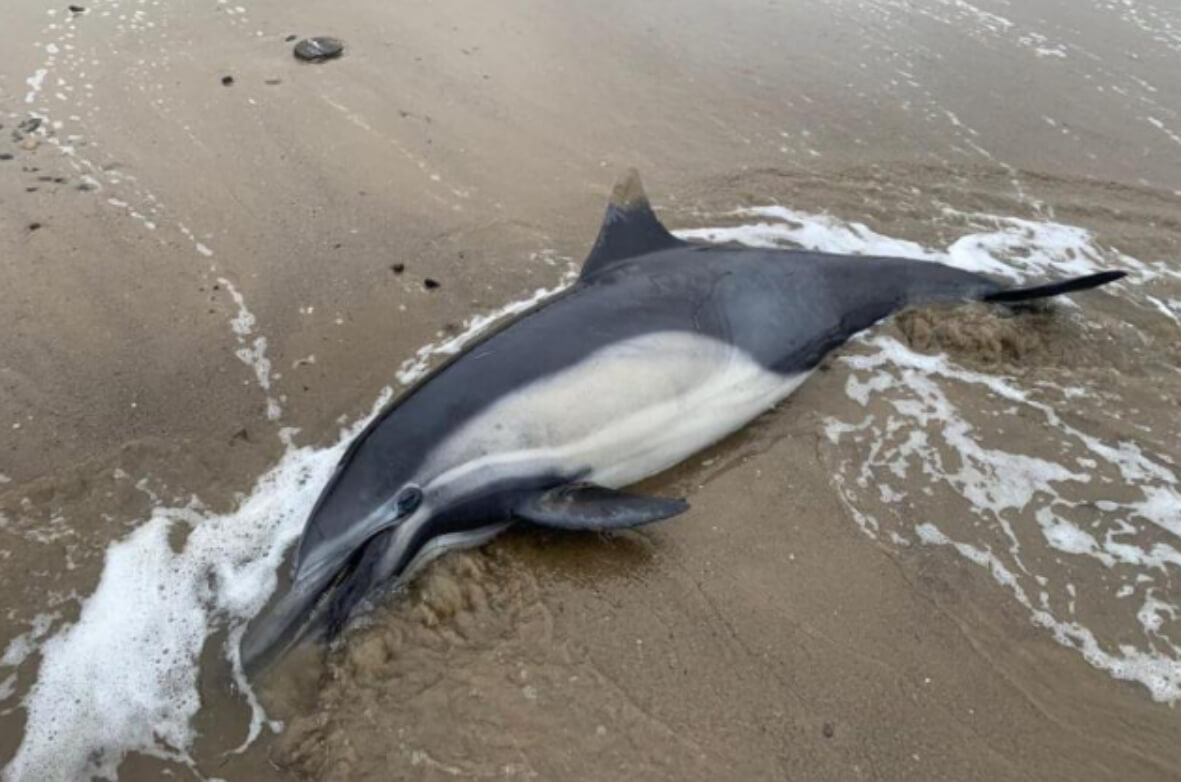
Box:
294 37 344 62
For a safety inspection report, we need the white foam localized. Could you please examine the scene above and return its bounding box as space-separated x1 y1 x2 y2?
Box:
677 205 939 261
916 523 1181 702
25 69 47 104
679 204 1159 288
219 278 280 421
1 614 57 668
1036 507 1114 567
684 201 1181 703
2 403 387 782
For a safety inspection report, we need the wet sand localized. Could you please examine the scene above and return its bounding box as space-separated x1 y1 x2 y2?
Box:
3 0 1181 779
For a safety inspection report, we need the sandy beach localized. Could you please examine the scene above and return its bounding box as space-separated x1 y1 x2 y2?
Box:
3 0 1181 779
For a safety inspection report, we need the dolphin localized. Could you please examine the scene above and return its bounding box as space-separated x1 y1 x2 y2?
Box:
240 170 1124 669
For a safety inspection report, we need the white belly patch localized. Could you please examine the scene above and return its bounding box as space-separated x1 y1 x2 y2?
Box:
424 331 809 494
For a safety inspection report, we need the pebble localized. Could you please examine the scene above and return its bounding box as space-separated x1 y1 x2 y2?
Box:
17 117 42 136
423 278 440 290
221 75 234 86
390 263 405 274
68 4 85 12
28 222 42 232
0 153 12 161
294 37 344 62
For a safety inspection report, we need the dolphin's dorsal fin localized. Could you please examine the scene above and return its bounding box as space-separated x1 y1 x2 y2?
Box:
579 169 684 280
515 482 689 530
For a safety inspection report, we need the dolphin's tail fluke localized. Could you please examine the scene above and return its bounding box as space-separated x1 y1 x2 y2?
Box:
980 270 1127 304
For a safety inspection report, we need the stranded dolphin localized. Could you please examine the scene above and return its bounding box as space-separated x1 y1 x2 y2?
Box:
240 170 1124 669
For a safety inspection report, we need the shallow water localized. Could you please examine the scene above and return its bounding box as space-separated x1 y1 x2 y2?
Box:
3 0 1181 779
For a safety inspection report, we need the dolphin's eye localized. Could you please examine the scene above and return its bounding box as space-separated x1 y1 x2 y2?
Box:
396 485 423 516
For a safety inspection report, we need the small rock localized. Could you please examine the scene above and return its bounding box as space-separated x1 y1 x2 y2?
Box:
284 34 297 42
19 137 40 151
822 722 835 739
76 181 96 191
390 263 405 274
28 222 42 232
423 278 440 290
221 75 234 86
293 37 344 62
264 78 282 86
0 153 12 161
68 4 85 12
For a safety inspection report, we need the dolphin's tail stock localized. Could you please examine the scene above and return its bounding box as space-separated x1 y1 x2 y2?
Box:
979 270 1127 304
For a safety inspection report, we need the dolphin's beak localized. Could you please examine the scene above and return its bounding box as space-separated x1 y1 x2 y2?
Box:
239 562 340 674
240 525 402 674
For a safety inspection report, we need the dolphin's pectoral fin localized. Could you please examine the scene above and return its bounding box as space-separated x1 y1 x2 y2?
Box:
515 482 689 530
579 169 686 281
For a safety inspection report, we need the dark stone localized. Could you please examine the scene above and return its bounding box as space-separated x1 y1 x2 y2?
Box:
391 263 405 274
28 222 42 231
221 75 234 86
68 4 85 11
76 181 96 191
293 37 344 62
0 153 13 161
26 187 37 193
822 722 835 739
423 278 440 290
285 34 297 42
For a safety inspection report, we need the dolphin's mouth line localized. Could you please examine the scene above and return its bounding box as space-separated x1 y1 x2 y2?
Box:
241 524 400 673
322 527 397 640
